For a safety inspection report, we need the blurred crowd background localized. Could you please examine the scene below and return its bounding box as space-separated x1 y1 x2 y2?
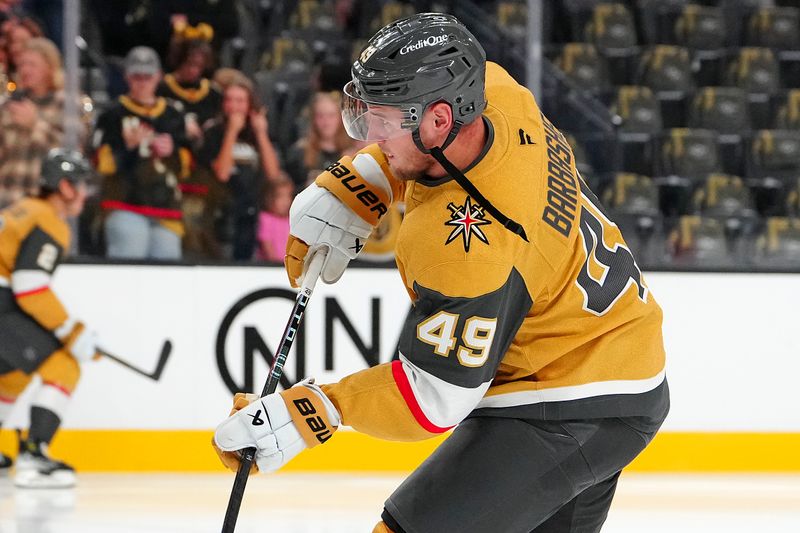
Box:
0 0 799 270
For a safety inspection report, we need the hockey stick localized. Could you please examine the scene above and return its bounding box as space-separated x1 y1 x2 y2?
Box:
221 252 326 533
98 340 173 381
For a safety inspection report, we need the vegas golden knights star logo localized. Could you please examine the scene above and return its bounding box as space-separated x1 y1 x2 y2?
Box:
445 196 491 252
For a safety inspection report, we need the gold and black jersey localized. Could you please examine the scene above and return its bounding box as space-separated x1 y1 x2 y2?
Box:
94 95 191 222
321 62 667 441
0 198 71 331
157 74 222 127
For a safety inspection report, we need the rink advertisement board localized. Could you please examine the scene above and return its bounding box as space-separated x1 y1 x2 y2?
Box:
2 265 800 472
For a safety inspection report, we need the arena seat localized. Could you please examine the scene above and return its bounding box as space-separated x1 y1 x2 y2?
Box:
584 3 639 84
688 87 751 175
603 173 660 215
774 89 800 129
745 7 800 51
638 45 695 127
674 5 727 86
612 86 662 174
668 215 732 266
724 47 782 129
655 128 721 216
754 217 800 267
555 43 613 94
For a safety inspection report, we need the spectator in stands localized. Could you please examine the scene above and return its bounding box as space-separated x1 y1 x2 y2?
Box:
199 74 282 261
211 67 242 92
158 32 221 145
256 177 293 262
0 16 42 75
157 30 223 259
285 91 357 188
0 37 65 208
93 46 190 260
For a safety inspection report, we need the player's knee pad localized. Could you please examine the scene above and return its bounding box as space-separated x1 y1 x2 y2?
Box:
37 349 81 393
0 369 33 400
372 521 395 533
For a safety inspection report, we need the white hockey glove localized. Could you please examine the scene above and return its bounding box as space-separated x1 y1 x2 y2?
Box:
285 145 396 288
55 319 99 362
213 378 341 474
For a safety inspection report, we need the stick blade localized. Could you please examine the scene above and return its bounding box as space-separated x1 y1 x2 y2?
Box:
150 340 173 380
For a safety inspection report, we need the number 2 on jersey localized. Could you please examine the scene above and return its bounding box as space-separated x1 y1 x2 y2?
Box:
417 311 497 367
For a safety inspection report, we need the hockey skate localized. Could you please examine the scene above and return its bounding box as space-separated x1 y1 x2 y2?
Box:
14 441 75 488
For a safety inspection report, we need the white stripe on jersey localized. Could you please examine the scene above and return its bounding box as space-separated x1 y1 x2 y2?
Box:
477 368 666 409
31 383 71 419
397 352 491 428
11 269 52 294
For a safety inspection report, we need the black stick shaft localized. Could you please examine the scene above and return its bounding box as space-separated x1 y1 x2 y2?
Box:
221 254 324 533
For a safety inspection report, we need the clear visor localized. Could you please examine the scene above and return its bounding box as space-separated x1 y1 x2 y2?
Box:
341 81 421 141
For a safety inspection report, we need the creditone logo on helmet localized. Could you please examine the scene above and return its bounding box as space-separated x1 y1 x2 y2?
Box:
399 34 449 55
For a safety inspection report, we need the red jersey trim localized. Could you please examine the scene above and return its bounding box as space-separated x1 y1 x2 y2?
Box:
101 201 182 220
14 286 49 298
42 381 72 397
391 360 453 434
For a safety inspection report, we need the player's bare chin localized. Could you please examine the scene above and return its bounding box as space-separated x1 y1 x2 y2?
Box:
372 521 395 533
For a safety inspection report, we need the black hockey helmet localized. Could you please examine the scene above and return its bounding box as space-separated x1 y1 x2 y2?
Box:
342 13 486 151
40 148 93 192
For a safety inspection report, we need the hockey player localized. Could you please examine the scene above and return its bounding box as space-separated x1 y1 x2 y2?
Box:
214 13 669 533
0 149 98 488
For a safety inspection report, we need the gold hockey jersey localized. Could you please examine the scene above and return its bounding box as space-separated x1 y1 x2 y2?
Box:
321 62 668 441
0 198 71 331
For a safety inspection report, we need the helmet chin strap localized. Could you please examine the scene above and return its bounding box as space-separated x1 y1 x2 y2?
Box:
412 121 462 154
411 125 529 243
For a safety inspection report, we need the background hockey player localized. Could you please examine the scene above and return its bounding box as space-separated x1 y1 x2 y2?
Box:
214 13 669 533
0 149 99 488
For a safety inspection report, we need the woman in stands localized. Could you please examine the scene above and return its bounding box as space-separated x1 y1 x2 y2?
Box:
199 73 282 261
0 37 70 209
0 16 43 78
157 28 223 259
157 26 221 146
284 91 358 188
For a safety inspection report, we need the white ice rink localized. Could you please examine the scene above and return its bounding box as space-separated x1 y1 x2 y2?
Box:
1 473 799 532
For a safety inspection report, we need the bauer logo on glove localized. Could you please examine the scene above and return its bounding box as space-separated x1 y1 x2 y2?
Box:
212 378 341 474
284 145 401 288
322 160 388 223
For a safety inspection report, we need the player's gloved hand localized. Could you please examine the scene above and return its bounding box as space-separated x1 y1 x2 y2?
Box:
212 392 260 475
56 320 99 362
286 145 395 288
213 378 341 474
